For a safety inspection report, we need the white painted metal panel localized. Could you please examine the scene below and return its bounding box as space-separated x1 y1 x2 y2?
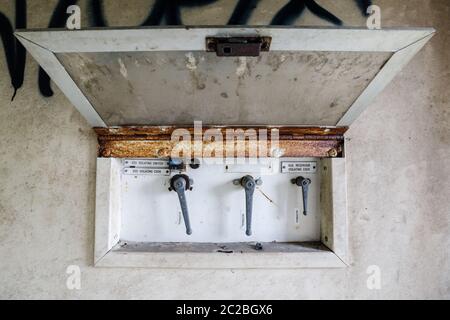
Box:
120 158 320 243
94 157 348 269
98 248 346 269
15 27 435 127
16 27 433 53
56 50 391 126
94 158 122 263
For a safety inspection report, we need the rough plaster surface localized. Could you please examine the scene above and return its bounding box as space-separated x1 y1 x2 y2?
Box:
0 0 449 299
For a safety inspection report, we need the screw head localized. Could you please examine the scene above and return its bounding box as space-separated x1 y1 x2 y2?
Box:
245 180 255 189
189 158 200 169
301 178 311 187
174 180 183 189
328 148 338 157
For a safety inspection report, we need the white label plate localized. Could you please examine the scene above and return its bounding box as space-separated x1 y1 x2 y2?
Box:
123 168 170 176
281 161 317 174
123 159 169 168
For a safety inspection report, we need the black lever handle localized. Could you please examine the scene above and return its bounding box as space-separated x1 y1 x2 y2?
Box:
234 175 263 236
169 174 193 235
292 177 311 216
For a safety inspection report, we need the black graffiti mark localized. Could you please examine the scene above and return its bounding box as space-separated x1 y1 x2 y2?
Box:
39 0 78 97
163 0 182 25
0 0 26 101
92 0 370 27
90 0 107 27
91 0 219 27
0 15 16 98
271 0 342 26
162 0 220 25
228 0 260 25
356 0 373 16
13 0 26 101
2 0 375 100
271 0 306 25
141 0 168 26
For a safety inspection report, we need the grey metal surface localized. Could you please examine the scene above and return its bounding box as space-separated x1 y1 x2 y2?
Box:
169 174 193 235
115 241 327 253
56 50 391 126
292 176 311 215
241 175 256 237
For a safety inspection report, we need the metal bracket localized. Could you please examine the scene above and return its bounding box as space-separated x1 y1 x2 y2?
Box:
206 36 271 57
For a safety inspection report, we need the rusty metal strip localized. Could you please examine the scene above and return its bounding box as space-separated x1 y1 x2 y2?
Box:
95 126 345 159
94 126 348 139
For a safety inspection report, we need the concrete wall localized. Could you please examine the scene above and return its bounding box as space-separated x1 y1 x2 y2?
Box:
0 0 448 299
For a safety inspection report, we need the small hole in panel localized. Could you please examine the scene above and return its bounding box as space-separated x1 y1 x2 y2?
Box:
223 46 232 54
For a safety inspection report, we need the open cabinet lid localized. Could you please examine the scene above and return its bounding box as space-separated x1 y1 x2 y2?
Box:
15 27 434 128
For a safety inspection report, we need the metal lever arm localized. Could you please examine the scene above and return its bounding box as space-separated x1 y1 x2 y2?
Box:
292 177 311 216
169 174 193 235
242 176 255 236
234 175 262 236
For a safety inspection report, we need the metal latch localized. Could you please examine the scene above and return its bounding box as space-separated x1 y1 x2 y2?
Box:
206 36 271 57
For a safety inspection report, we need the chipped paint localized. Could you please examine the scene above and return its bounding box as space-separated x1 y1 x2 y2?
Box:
94 126 348 138
185 52 198 71
97 139 343 158
118 58 128 78
95 126 345 159
236 57 248 77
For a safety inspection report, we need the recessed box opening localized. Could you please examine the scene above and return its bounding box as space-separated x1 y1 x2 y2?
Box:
16 26 434 268
95 156 348 267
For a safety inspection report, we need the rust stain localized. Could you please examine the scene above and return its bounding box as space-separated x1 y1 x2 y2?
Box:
98 139 343 158
95 126 346 159
95 126 347 139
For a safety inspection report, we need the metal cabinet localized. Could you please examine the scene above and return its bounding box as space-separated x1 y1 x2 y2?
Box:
16 26 434 268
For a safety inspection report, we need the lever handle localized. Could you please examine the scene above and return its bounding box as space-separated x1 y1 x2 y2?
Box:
234 176 262 236
243 176 255 236
292 177 311 216
169 174 193 235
